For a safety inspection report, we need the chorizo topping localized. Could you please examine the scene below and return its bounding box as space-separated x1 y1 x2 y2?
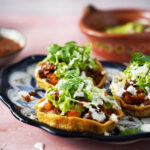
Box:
123 81 146 105
38 62 58 85
45 74 58 85
20 91 34 102
38 62 56 78
22 94 33 102
84 68 103 85
111 73 149 106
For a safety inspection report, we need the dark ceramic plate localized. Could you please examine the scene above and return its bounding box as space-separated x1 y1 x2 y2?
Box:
0 55 150 143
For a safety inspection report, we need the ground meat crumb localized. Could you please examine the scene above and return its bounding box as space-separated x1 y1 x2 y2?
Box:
123 81 147 105
38 62 58 85
84 68 103 85
128 117 134 121
21 94 33 102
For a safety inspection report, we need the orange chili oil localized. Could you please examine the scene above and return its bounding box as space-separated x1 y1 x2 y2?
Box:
0 36 21 56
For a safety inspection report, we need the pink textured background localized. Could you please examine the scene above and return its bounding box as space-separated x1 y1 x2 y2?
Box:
0 15 150 150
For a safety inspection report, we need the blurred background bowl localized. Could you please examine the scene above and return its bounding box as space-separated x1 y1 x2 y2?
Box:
0 28 26 67
79 5 150 62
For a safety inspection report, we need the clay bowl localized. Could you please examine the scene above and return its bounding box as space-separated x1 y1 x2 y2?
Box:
79 5 150 62
0 28 26 67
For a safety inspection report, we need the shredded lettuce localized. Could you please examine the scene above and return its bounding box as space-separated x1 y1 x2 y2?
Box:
130 52 150 64
44 41 98 78
45 85 85 115
45 73 118 115
124 53 150 92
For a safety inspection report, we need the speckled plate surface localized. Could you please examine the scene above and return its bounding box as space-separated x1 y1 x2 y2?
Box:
0 55 150 143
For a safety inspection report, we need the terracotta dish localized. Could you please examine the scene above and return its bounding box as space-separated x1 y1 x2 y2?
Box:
79 5 150 62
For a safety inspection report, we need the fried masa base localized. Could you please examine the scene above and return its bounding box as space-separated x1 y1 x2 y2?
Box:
111 88 150 117
35 60 107 91
35 98 123 134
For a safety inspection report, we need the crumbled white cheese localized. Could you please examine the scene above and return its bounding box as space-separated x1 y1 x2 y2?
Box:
38 99 49 108
92 96 103 106
57 79 66 89
90 107 106 122
110 113 118 122
83 56 86 61
129 80 134 85
130 64 149 80
101 92 118 108
84 79 93 91
145 87 150 99
82 102 91 108
31 96 34 100
110 72 125 97
56 51 61 55
35 66 42 76
89 65 93 69
74 51 80 57
126 85 137 96
59 90 64 94
18 91 29 97
83 113 89 119
101 92 110 102
34 142 44 150
104 131 110 136
69 58 77 66
73 86 84 97
101 70 106 75
81 71 87 78
140 104 144 107
73 82 84 98
116 88 125 97
59 66 68 73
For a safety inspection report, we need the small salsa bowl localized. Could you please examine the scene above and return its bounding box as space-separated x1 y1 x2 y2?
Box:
0 28 26 67
79 5 150 62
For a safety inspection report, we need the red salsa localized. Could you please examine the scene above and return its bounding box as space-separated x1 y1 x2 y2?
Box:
0 36 22 56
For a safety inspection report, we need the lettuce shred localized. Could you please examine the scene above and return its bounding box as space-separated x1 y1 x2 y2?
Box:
124 53 150 92
44 41 98 78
